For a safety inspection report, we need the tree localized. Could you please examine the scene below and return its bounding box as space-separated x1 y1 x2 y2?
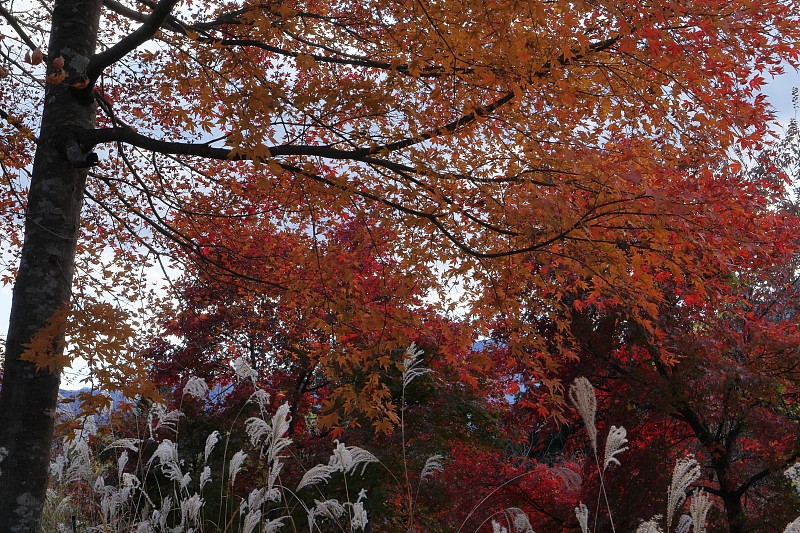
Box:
146 214 469 434
495 142 800 532
1 0 799 528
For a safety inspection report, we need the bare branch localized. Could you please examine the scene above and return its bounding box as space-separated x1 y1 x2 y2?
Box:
86 0 180 81
0 4 40 53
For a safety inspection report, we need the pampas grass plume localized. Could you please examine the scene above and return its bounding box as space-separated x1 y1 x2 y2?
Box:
569 377 598 453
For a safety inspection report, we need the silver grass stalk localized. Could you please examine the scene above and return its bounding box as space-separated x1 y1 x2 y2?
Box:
93 475 106 493
242 509 262 533
351 500 369 531
245 417 271 448
199 466 211 491
182 376 209 399
157 496 172 530
267 402 292 462
506 508 534 532
299 433 372 491
667 455 700 532
49 491 72 516
233 356 258 382
402 342 432 388
603 425 628 470
330 440 379 475
297 463 338 490
785 463 800 494
204 430 220 462
117 451 129 480
247 488 265 513
149 404 184 435
50 454 65 481
420 454 444 480
575 503 590 533
265 517 287 533
229 450 247 486
160 460 187 487
316 498 346 519
636 517 664 533
147 439 178 467
492 521 509 533
122 473 140 489
180 494 203 527
308 498 346 530
785 516 800 533
176 470 189 490
690 490 713 533
568 377 598 453
61 438 92 482
245 402 292 463
248 388 271 413
675 515 692 533
265 460 283 502
106 438 141 452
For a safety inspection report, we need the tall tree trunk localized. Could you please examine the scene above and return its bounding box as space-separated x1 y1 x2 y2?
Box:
0 1 101 530
722 492 746 533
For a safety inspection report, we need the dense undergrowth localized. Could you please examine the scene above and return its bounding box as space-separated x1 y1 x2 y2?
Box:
37 345 800 533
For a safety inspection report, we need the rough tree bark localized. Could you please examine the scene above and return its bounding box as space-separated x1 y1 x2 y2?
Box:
0 0 102 530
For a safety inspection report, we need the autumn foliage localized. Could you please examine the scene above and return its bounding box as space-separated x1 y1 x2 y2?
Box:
3 0 800 529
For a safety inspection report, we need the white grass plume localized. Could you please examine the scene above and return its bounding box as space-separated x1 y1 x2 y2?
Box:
265 516 287 532
308 498 346 530
156 496 172 530
785 516 800 533
147 439 178 467
248 388 271 413
493 521 509 533
507 508 534 532
675 515 692 533
350 490 370 531
420 454 444 480
242 509 262 533
297 463 338 491
568 377 597 452
297 440 378 490
603 425 628 470
117 451 129 479
264 459 284 502
667 455 700 532
785 463 800 494
106 438 140 453
148 404 184 436
233 356 258 382
330 440 379 475
199 466 211 491
246 487 266 513
689 490 712 533
229 450 247 486
575 503 589 533
180 493 203 528
403 342 432 388
182 376 209 399
204 430 220 462
245 402 292 462
636 516 664 533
